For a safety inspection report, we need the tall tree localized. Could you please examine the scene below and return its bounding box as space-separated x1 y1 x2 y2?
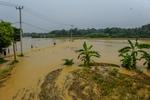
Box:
0 21 13 56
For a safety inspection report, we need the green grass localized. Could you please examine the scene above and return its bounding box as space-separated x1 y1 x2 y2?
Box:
0 67 11 79
0 60 18 80
70 67 150 99
9 60 19 65
0 58 8 64
18 54 24 57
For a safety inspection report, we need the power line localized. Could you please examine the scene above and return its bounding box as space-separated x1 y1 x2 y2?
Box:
24 7 70 26
11 21 50 32
11 21 20 24
0 1 76 31
0 1 16 7
23 22 50 32
0 2 70 27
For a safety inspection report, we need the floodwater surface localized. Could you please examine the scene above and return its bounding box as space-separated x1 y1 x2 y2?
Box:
0 38 149 100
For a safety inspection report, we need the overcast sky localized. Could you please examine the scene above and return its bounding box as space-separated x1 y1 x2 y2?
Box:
1 0 150 32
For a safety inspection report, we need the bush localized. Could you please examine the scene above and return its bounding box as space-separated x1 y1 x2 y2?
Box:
63 59 74 66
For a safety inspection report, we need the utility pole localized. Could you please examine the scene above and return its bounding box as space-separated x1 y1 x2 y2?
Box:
70 25 74 42
16 6 24 56
12 41 17 61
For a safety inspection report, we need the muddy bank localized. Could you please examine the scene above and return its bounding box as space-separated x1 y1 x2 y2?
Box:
40 66 150 100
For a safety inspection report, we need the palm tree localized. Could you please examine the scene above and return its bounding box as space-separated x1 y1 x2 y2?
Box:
76 42 100 67
119 39 150 69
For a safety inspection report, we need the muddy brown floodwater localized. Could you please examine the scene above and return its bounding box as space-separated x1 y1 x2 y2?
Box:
0 38 150 100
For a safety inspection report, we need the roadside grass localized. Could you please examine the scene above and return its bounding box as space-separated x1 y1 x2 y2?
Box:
0 67 12 79
0 60 18 80
0 58 8 64
9 60 19 65
17 54 24 57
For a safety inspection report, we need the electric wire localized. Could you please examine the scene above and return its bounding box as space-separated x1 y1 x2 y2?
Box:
24 7 70 26
0 1 17 7
22 22 50 32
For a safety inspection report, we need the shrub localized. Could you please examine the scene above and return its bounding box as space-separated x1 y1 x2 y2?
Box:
63 59 74 66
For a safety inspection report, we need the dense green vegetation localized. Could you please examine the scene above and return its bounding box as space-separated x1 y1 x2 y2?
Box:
24 24 150 38
0 21 20 61
0 21 14 54
119 39 150 70
76 42 100 67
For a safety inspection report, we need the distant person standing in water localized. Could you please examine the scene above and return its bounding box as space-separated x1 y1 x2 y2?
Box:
53 42 56 46
31 44 33 48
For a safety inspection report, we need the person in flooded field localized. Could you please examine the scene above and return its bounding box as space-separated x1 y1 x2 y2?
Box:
53 42 56 46
31 44 33 48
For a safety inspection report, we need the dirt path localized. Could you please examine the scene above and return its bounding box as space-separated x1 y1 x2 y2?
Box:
0 41 79 100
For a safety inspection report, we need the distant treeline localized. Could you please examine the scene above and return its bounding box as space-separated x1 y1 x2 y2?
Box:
24 24 150 38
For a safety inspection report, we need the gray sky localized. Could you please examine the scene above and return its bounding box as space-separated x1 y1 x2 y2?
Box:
1 0 150 32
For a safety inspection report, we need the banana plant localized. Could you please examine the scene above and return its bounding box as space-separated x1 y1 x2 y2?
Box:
119 39 150 69
63 59 74 66
139 51 150 69
76 42 100 67
120 53 132 70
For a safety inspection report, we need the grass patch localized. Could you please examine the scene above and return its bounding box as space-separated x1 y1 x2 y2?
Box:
0 67 11 80
0 60 18 80
90 62 120 67
18 54 24 57
0 58 8 64
39 65 150 100
69 67 150 99
9 60 19 65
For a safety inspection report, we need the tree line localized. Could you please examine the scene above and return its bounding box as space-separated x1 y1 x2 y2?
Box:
24 24 150 38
